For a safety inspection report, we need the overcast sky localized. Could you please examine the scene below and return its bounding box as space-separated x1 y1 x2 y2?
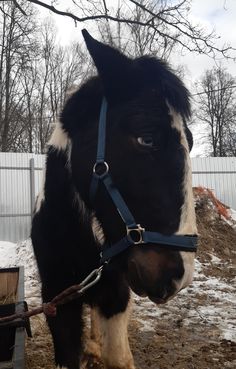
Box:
40 0 236 83
180 0 236 83
38 0 236 156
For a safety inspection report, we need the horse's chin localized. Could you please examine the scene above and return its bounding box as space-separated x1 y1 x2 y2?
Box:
128 279 169 305
148 293 179 305
148 296 167 305
129 284 172 305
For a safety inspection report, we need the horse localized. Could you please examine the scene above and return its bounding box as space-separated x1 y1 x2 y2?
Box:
31 29 198 369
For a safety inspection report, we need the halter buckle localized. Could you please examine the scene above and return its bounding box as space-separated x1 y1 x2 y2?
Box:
127 225 145 245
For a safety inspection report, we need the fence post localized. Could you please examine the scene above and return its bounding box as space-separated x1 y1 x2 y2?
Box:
29 158 35 220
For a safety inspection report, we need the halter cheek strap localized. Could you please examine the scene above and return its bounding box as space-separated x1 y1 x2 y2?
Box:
90 98 198 263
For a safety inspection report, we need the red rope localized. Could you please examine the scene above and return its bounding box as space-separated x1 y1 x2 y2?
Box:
0 280 84 324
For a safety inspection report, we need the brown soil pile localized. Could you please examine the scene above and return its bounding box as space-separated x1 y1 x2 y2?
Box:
194 187 236 280
25 187 236 369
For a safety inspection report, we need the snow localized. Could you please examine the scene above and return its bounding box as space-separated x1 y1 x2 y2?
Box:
0 239 41 306
132 265 236 341
132 257 236 341
0 241 17 267
230 208 236 221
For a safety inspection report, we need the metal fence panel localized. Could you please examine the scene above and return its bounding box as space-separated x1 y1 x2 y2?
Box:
0 153 236 242
191 157 236 210
0 153 45 242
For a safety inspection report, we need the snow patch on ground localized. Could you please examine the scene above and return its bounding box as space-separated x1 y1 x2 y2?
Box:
0 241 17 267
132 258 236 342
230 208 236 221
0 239 41 306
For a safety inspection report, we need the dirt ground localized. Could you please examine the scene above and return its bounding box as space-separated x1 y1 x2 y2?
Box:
25 189 236 369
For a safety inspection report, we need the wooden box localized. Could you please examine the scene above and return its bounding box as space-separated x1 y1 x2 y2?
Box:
0 267 31 369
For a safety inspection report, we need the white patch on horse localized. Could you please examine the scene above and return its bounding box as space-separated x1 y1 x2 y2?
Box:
167 103 197 291
35 122 71 214
92 216 105 245
35 166 46 213
83 307 102 361
48 121 70 150
99 303 135 369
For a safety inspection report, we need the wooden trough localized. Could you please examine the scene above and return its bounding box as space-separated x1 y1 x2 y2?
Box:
0 267 31 369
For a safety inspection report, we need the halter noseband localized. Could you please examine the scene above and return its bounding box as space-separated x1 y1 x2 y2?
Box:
90 98 198 263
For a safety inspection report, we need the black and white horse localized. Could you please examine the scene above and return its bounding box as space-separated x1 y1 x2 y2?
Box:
31 30 198 369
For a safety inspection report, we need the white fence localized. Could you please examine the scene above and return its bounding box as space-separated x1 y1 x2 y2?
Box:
0 153 45 242
191 157 236 210
0 153 236 242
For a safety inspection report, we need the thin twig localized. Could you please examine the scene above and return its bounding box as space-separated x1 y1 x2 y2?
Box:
13 0 27 15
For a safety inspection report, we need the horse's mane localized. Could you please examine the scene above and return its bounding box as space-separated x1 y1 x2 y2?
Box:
61 55 190 137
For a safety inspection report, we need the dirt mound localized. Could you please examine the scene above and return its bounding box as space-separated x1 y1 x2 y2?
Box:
194 187 236 280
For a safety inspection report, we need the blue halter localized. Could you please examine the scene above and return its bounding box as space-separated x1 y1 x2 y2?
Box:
90 98 198 263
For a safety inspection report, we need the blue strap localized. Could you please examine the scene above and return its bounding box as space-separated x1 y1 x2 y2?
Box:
103 175 137 229
100 237 133 263
96 98 108 162
90 98 108 202
100 233 198 262
143 232 198 250
90 97 138 229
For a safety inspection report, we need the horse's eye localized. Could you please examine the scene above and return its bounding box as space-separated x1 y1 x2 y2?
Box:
137 136 154 147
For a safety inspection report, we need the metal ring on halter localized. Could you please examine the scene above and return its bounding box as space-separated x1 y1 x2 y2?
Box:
93 161 109 178
127 225 145 245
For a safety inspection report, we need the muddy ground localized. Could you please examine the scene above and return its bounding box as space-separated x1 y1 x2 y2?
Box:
25 190 236 369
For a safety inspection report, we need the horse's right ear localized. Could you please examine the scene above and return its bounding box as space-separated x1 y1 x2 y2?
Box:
82 29 138 103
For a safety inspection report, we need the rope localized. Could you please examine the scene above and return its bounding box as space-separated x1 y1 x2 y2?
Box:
0 266 103 325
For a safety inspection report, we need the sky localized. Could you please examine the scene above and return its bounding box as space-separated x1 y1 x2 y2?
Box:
38 0 236 82
180 0 236 84
37 0 236 156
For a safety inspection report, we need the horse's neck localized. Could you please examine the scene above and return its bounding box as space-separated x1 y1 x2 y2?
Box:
37 147 100 269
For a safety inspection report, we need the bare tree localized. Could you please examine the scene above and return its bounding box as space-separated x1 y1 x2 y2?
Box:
32 20 91 153
0 1 38 151
0 5 91 153
194 66 236 157
96 0 178 59
21 0 236 59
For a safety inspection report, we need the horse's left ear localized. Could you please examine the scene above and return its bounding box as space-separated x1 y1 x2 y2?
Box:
82 29 138 103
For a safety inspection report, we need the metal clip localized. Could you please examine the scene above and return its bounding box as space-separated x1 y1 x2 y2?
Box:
77 266 103 295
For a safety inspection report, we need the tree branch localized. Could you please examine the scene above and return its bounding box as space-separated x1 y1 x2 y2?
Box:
25 0 235 58
12 0 27 16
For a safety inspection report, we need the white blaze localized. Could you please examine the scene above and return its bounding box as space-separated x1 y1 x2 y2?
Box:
168 103 198 291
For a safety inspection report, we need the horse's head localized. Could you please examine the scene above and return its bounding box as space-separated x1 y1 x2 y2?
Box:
61 30 197 304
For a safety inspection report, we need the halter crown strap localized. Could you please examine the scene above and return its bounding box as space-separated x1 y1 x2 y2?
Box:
90 97 198 262
96 98 108 162
90 98 137 228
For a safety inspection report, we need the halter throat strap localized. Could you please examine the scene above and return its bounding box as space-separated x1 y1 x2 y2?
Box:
90 98 198 263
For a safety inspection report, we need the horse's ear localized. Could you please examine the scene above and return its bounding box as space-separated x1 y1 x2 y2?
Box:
82 29 137 102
